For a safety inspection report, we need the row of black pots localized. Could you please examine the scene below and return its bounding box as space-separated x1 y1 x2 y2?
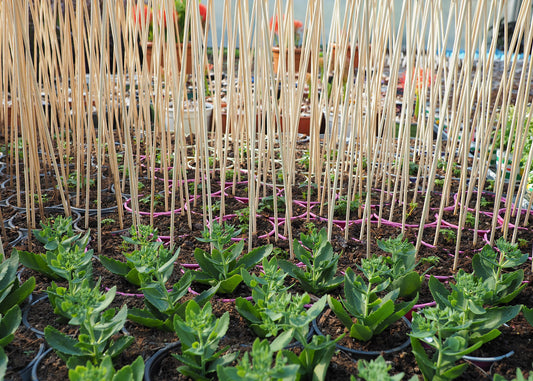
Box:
27 323 510 381
6 209 83 234
21 286 513 380
3 191 119 217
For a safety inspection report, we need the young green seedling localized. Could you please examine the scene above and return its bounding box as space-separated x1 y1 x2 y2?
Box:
279 227 343 295
194 222 272 293
173 300 238 380
328 264 418 342
472 237 528 304
216 338 299 381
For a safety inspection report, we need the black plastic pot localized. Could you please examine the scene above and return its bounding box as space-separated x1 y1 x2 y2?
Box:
144 341 181 381
8 209 81 234
70 199 118 216
13 342 46 381
312 311 412 359
5 193 63 212
30 347 53 381
464 350 515 372
22 295 49 339
7 229 25 248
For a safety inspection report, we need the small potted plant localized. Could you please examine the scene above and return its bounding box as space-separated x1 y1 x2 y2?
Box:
132 1 207 73
270 16 308 74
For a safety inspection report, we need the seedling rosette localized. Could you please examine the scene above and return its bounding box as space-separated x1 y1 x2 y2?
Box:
328 265 418 342
193 222 272 294
278 227 343 295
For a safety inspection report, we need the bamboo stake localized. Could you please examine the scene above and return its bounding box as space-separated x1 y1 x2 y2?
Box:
415 0 466 254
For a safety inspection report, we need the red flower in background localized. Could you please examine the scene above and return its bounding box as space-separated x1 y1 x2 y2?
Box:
269 16 279 33
398 68 432 90
269 16 303 32
157 8 178 29
199 3 207 23
132 1 207 41
133 4 152 25
269 16 304 46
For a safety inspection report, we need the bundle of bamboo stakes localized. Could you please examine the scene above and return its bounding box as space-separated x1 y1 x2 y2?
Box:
0 0 532 268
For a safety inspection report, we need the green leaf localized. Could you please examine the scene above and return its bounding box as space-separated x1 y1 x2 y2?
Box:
127 308 166 328
218 274 243 294
440 363 469 379
278 259 304 280
99 256 130 277
365 299 395 327
193 248 220 279
410 337 436 380
476 305 522 333
350 323 373 341
124 270 142 287
0 276 35 314
142 283 172 313
45 325 85 356
271 329 295 352
0 305 21 347
106 335 135 359
235 297 261 324
126 355 145 381
327 296 354 331
206 351 239 374
305 295 327 322
194 284 219 308
468 329 500 346
0 254 18 292
17 250 59 279
391 271 422 299
159 248 181 274
0 347 7 381
523 306 533 327
472 247 494 280
236 244 272 270
429 276 451 308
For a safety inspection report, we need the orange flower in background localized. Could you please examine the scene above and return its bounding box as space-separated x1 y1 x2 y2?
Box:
294 19 303 31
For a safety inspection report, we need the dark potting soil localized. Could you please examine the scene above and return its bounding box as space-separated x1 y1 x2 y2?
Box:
315 308 410 353
2 228 22 247
9 208 76 232
467 314 533 360
1 204 17 222
70 190 119 211
3 325 44 381
4 179 533 380
490 316 533 379
23 294 79 338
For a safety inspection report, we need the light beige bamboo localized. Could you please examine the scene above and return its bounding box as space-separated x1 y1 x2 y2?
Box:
488 1 531 245
416 0 466 254
498 3 533 243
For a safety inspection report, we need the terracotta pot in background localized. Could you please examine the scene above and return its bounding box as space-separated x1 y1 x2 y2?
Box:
331 44 359 70
144 42 193 74
272 47 311 74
